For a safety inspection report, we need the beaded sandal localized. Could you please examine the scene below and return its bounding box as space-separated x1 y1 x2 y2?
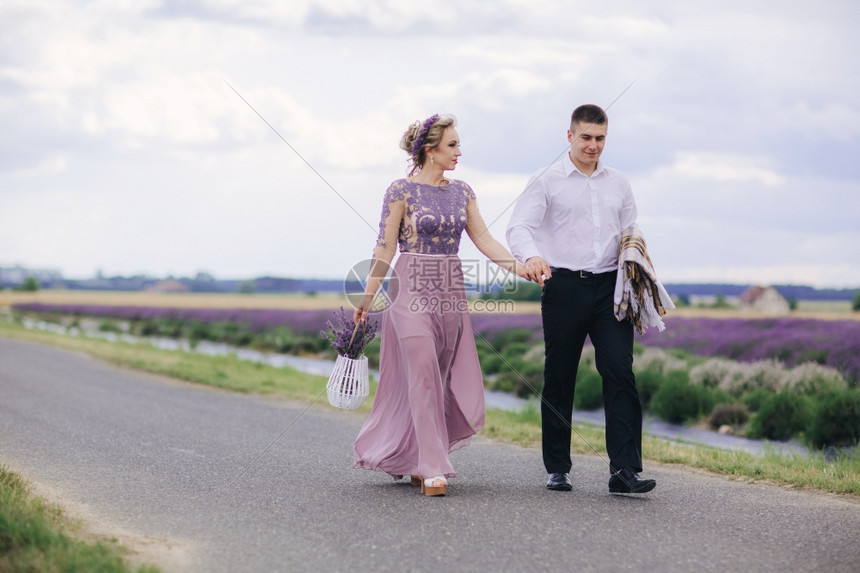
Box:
421 476 448 497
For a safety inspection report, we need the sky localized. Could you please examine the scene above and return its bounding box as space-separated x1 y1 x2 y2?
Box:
1 0 859 288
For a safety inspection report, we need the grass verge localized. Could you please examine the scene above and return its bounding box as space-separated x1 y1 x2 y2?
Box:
2 320 858 496
484 403 860 495
0 465 158 573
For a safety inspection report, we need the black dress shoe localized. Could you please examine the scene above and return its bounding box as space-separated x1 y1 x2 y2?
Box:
609 468 656 494
546 472 572 491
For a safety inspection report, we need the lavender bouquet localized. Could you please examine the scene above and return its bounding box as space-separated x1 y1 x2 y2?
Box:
320 307 381 360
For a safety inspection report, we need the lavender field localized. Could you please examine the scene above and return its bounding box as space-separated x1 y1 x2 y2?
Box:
11 302 860 384
11 303 334 334
637 317 860 385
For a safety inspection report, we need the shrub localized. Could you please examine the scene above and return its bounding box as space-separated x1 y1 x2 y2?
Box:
256 326 298 353
634 347 687 376
853 290 860 312
741 387 774 412
184 320 214 342
491 328 534 347
690 358 787 395
137 320 160 337
493 358 543 398
293 335 329 354
746 392 811 441
650 374 712 424
98 319 123 334
523 343 545 362
501 342 533 361
490 374 516 394
481 353 504 375
513 360 544 398
635 368 663 409
708 387 734 411
807 390 860 448
783 363 848 395
690 357 744 391
736 360 785 394
574 369 603 410
579 345 596 370
706 403 749 430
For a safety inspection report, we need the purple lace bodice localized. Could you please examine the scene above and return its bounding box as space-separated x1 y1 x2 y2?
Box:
375 179 476 256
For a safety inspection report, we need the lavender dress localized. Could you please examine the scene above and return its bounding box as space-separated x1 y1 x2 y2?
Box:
353 179 485 480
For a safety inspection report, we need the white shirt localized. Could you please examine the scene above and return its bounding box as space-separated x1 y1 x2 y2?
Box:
506 155 637 273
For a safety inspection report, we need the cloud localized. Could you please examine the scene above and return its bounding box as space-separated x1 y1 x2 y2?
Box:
4 154 69 179
1 0 859 287
651 152 784 186
661 263 860 290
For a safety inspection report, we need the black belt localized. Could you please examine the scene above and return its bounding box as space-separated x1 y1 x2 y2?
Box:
550 267 616 279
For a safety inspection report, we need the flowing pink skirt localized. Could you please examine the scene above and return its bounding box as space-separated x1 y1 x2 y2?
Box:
353 253 485 479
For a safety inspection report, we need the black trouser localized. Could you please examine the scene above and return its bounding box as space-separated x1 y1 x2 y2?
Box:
540 268 643 474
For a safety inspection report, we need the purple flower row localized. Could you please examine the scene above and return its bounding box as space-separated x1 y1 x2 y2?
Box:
638 317 860 384
470 313 543 338
13 303 859 383
11 303 334 335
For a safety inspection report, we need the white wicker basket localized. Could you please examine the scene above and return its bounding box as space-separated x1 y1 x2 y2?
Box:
326 354 369 410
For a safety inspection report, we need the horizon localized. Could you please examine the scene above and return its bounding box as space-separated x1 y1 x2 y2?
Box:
1 262 857 292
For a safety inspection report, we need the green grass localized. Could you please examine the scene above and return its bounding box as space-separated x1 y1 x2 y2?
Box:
0 320 341 408
0 464 158 573
2 320 859 497
484 402 860 495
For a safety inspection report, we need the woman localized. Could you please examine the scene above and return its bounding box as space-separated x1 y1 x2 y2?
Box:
353 114 528 496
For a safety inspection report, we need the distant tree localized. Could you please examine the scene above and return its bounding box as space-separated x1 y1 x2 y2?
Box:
14 276 40 292
711 295 732 309
505 281 542 302
236 280 256 294
674 294 691 307
788 297 798 311
479 280 541 302
853 290 860 312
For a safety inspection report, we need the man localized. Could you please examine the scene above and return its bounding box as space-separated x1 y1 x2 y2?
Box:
506 104 655 494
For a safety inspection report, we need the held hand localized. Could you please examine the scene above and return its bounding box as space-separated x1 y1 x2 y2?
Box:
524 256 552 287
513 263 531 282
515 266 530 282
354 293 374 324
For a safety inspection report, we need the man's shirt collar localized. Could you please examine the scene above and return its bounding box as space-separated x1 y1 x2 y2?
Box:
564 154 606 177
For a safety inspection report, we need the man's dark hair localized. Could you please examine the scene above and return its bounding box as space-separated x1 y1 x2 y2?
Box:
571 104 607 129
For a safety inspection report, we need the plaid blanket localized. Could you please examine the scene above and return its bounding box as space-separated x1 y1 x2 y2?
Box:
613 224 675 334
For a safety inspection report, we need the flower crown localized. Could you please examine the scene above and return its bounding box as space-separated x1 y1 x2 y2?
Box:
410 114 439 155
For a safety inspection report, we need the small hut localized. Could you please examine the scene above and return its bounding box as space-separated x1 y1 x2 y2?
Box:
739 285 789 314
146 279 190 293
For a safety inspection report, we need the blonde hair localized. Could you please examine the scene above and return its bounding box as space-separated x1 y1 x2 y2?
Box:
400 114 456 176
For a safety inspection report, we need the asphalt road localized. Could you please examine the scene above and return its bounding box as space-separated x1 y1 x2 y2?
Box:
1 337 858 572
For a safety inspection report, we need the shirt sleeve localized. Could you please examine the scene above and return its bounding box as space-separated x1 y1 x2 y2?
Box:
619 175 638 231
506 172 547 263
371 182 404 264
